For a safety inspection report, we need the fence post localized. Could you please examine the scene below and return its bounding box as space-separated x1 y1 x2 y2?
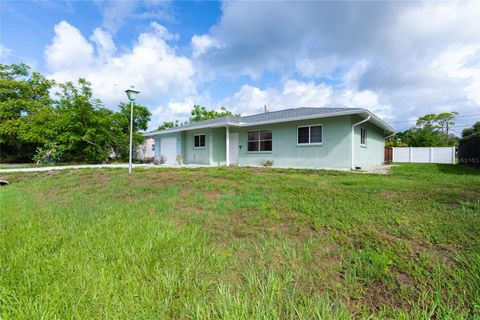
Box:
429 147 433 163
451 146 455 164
409 147 413 162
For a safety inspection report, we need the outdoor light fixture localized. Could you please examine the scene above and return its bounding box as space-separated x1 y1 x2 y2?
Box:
125 86 140 174
125 87 139 101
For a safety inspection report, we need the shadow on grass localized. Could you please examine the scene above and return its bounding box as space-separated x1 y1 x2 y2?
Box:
435 163 480 176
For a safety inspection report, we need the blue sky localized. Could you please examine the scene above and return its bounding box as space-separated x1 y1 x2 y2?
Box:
1 1 479 132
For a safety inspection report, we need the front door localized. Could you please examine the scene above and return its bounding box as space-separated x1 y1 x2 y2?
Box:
229 132 239 164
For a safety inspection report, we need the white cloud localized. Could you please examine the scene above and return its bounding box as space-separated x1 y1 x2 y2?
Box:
221 80 333 116
295 56 340 78
337 90 392 120
219 77 395 122
90 28 116 61
191 34 223 58
45 21 94 71
45 21 197 129
431 45 480 105
0 44 12 61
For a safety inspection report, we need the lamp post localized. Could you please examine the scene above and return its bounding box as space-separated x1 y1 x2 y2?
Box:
125 87 140 173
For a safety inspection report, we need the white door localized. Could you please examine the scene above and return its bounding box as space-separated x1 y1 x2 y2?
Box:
160 137 177 164
229 133 239 164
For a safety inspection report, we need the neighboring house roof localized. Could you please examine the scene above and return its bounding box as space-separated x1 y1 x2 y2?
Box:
145 107 394 136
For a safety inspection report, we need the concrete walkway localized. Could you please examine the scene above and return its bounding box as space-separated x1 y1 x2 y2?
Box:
357 164 395 174
0 163 207 173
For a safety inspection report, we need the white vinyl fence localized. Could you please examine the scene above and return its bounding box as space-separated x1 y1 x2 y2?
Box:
392 147 455 164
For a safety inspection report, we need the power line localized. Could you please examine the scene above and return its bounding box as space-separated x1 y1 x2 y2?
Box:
450 124 476 128
456 113 480 118
389 113 480 124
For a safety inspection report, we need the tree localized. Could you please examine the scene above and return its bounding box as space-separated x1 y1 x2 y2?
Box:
436 112 459 135
53 79 114 162
387 112 459 147
461 121 480 142
0 63 55 161
157 120 181 131
189 105 239 122
155 105 238 131
0 63 154 163
385 131 409 147
112 102 151 159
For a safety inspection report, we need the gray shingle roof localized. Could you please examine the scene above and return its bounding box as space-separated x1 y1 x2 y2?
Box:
145 107 393 136
238 107 362 124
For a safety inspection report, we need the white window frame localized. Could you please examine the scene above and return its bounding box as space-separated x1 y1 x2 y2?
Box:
297 124 323 146
247 129 272 153
360 127 367 147
194 133 206 149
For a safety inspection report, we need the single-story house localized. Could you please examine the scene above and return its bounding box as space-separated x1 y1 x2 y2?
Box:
144 107 394 170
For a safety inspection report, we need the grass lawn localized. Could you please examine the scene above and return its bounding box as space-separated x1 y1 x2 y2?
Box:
1 164 479 319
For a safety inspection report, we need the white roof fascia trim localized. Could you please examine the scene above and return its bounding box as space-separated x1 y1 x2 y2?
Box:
145 121 242 136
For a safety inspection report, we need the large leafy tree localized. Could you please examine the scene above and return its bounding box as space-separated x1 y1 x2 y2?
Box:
112 102 151 159
53 80 151 162
0 63 153 163
0 63 56 161
53 79 117 162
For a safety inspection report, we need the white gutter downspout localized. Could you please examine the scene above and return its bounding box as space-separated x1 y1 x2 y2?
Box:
351 115 371 170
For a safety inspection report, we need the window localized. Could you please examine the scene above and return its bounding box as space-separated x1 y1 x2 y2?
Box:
297 125 323 144
194 134 206 148
248 130 272 152
152 143 155 151
360 128 367 146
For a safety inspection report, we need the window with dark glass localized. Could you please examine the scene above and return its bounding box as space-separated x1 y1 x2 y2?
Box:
297 127 309 144
297 125 323 144
360 128 367 146
194 134 206 148
247 130 272 151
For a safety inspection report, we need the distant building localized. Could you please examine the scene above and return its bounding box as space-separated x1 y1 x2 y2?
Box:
136 137 155 162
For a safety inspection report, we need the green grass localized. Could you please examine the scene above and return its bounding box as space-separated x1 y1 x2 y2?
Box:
1 163 479 319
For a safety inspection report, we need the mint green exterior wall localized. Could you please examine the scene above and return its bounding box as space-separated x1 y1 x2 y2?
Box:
153 115 385 169
352 116 385 169
211 127 227 166
232 116 352 169
184 129 211 165
155 128 227 165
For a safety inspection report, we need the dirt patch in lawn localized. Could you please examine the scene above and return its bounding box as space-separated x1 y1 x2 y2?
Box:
79 172 111 189
361 280 410 312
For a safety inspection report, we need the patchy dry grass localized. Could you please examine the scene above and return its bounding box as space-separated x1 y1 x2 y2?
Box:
1 163 479 319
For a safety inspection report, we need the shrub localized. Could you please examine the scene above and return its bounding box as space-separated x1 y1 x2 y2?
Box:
176 155 183 165
261 160 274 167
33 142 64 165
155 155 167 164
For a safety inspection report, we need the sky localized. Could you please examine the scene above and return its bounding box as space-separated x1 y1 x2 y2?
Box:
0 0 479 133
